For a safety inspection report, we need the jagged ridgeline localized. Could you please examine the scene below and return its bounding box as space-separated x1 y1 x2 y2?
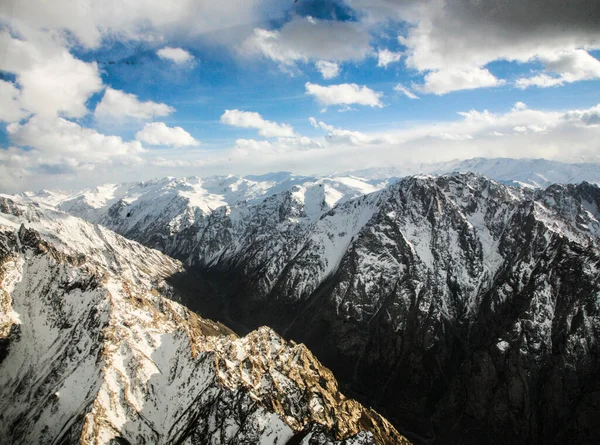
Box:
7 169 600 445
0 197 409 445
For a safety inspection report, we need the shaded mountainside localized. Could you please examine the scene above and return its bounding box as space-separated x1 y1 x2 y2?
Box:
0 197 409 445
16 172 600 444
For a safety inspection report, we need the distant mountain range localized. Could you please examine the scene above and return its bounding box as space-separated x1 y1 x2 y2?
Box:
344 157 600 188
22 158 600 224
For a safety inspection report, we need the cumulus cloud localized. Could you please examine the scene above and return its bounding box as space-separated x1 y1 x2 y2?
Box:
513 102 528 111
3 116 145 190
7 116 144 161
0 0 280 49
516 49 600 88
210 102 600 177
220 109 296 138
564 104 600 126
393 83 418 99
242 16 371 68
308 102 600 162
415 67 505 95
305 82 383 108
315 61 340 79
339 0 600 94
0 80 30 122
5 102 600 192
233 138 275 154
94 88 175 122
396 0 600 72
0 31 103 119
157 47 195 64
377 49 402 68
135 122 199 147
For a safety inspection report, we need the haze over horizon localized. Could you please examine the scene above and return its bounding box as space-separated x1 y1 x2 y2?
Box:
1 0 600 192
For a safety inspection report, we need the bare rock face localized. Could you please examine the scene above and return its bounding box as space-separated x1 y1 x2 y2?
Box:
0 197 409 445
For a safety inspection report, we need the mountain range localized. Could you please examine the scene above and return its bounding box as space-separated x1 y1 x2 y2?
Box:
2 157 600 445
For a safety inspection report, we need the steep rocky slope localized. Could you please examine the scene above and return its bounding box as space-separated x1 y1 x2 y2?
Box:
0 196 409 445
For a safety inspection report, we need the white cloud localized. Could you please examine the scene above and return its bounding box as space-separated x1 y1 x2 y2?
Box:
513 102 528 111
94 88 175 122
0 31 103 119
135 122 199 147
220 109 296 138
396 1 600 73
234 138 273 152
232 135 322 157
415 67 505 95
242 16 370 68
394 83 418 99
307 103 600 165
205 103 600 177
305 82 383 108
516 49 600 88
432 132 473 141
309 117 372 145
4 103 600 192
343 0 600 94
542 49 600 77
0 0 279 49
7 116 144 163
564 104 600 126
0 80 30 122
0 146 37 193
281 136 323 149
516 75 563 89
315 61 340 79
157 47 195 64
377 49 402 68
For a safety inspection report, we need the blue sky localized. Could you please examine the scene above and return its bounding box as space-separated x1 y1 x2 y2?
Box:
1 0 600 192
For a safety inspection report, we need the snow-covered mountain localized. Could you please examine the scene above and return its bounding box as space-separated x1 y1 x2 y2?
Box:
10 160 600 445
21 159 600 260
19 173 385 260
0 196 410 445
346 157 600 189
22 172 382 224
